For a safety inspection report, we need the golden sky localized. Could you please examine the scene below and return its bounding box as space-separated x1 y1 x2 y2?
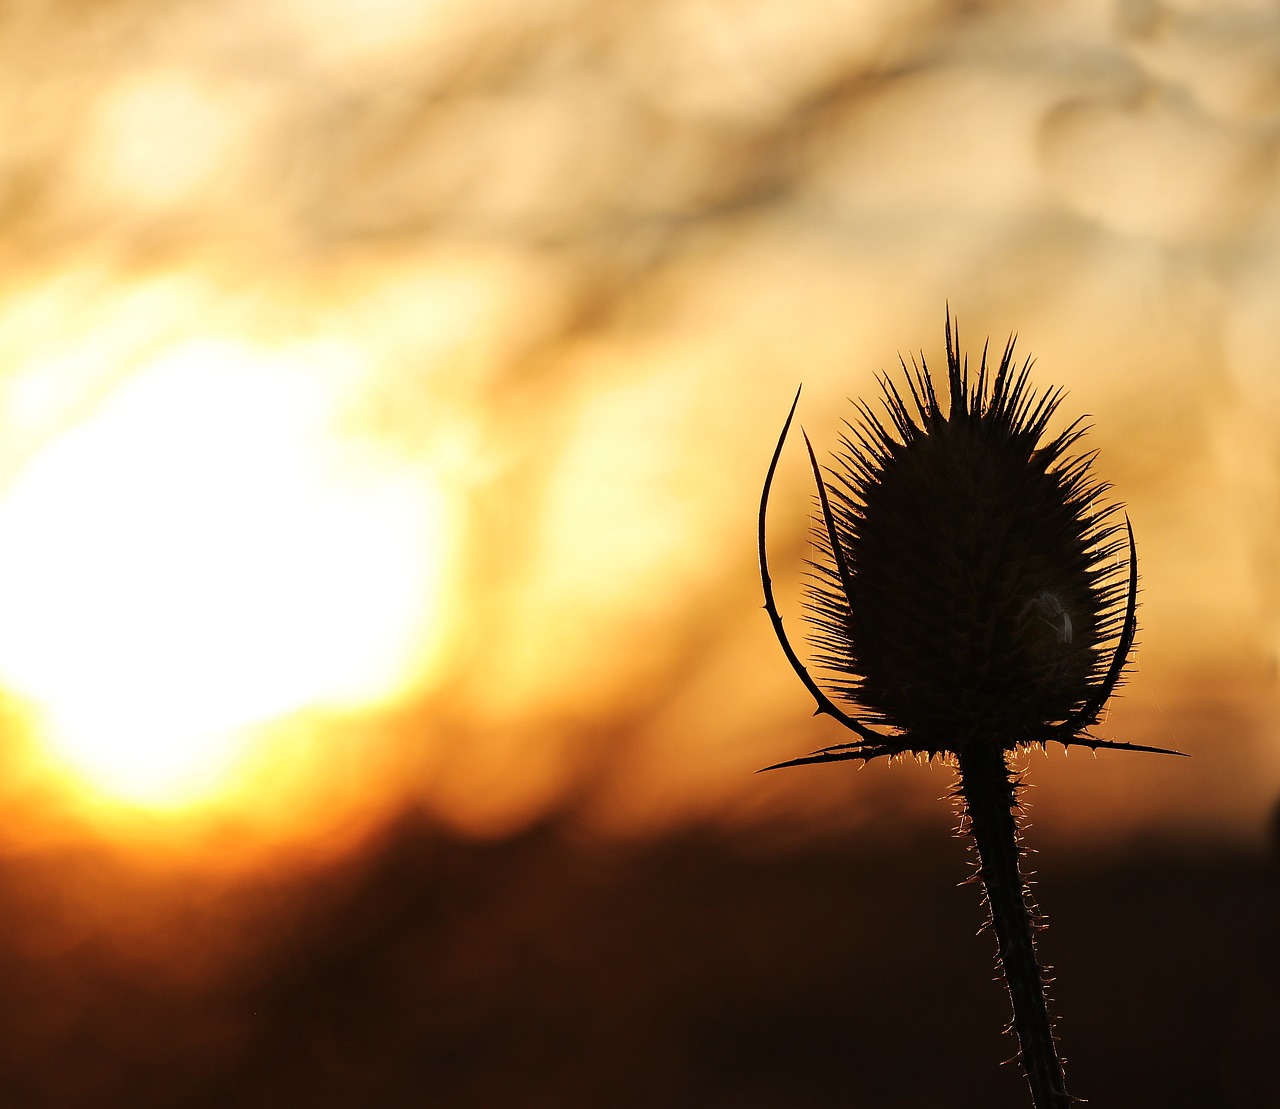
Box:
0 0 1275 864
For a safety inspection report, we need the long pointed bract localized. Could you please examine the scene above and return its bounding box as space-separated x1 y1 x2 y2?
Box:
758 387 888 746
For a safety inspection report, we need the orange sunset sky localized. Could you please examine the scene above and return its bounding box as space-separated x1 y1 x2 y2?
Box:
0 0 1275 871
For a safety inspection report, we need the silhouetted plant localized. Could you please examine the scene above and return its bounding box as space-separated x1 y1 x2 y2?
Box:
758 313 1184 1108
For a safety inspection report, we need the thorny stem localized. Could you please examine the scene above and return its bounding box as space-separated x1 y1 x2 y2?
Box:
958 742 1073 1109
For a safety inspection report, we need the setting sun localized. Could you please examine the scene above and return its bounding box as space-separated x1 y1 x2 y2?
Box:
0 339 452 810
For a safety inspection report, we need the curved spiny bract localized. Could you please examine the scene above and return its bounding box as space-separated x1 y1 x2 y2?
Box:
757 386 891 750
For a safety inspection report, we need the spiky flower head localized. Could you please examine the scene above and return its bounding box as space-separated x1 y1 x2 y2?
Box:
759 314 1175 769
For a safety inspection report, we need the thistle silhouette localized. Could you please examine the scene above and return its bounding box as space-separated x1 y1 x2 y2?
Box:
758 313 1184 1108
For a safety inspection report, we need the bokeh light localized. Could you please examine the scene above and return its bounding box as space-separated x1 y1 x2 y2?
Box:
0 338 451 810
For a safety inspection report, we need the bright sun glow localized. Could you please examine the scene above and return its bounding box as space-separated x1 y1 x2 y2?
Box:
0 339 450 809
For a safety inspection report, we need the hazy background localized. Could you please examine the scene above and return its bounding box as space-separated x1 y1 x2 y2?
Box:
0 0 1275 1105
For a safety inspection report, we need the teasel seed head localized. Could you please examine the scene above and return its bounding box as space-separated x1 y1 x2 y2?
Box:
759 312 1184 769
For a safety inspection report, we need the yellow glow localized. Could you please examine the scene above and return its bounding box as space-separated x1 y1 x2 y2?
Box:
276 0 463 72
0 339 450 809
80 72 257 210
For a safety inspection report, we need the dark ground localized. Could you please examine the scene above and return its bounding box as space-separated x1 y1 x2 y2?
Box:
0 810 1274 1108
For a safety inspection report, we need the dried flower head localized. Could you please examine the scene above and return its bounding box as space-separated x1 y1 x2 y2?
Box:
760 313 1178 768
758 312 1184 1109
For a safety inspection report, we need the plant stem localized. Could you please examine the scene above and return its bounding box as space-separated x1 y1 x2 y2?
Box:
957 742 1073 1109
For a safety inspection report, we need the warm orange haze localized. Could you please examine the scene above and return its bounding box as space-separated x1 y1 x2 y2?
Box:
0 1 1275 1105
0 0 1272 858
